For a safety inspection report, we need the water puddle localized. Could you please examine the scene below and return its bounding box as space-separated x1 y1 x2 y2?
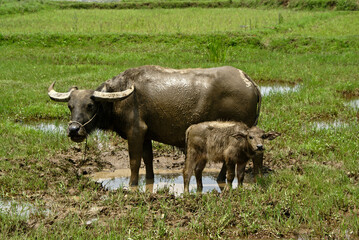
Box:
346 99 359 110
25 122 66 134
311 120 348 130
92 169 256 196
24 122 106 138
0 199 44 219
260 84 299 96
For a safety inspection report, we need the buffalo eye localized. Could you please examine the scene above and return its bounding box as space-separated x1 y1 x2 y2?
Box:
87 103 94 110
249 136 254 139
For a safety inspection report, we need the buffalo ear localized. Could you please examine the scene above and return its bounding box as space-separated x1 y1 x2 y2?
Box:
232 130 248 140
263 131 281 140
68 86 78 91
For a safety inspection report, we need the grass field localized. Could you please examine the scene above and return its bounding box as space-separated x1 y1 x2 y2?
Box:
0 0 359 239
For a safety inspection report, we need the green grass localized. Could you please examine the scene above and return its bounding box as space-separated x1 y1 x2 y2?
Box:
0 8 310 34
0 3 359 239
1 0 358 16
1 8 357 36
54 0 359 11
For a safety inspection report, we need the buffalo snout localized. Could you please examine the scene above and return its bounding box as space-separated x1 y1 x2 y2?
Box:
67 122 87 142
256 144 264 151
68 123 80 135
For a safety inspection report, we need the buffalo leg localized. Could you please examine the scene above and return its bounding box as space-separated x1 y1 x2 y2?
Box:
216 163 227 183
128 141 143 186
183 150 197 193
127 124 147 186
252 152 264 182
143 139 154 180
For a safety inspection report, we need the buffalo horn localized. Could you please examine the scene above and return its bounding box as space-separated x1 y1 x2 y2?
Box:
92 85 135 102
48 81 75 102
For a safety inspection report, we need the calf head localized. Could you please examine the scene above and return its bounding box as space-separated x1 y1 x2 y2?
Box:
233 126 280 153
48 81 134 142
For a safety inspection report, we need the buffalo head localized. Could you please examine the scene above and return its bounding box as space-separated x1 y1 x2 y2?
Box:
48 81 134 142
233 126 280 153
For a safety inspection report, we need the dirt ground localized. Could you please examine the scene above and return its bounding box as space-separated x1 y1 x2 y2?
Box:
51 137 299 179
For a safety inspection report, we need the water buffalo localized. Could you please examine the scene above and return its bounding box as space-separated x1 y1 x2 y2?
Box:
48 65 261 186
184 121 280 193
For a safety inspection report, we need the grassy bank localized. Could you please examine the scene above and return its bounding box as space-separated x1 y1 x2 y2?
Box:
52 0 359 11
1 4 359 239
0 0 358 16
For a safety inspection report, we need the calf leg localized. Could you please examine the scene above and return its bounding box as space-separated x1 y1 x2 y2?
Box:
236 161 247 185
225 162 236 191
252 152 264 182
183 149 197 193
195 160 206 193
217 163 227 183
142 139 154 180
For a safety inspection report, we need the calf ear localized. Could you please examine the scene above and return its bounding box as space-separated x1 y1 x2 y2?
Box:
263 131 280 140
232 130 248 140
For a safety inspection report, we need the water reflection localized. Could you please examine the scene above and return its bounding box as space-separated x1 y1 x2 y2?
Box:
93 170 250 196
260 85 299 96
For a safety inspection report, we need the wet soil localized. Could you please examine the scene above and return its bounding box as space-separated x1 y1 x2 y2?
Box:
2 139 316 238
51 141 283 181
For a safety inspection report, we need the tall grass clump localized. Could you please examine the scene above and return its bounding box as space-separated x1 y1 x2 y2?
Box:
206 37 229 63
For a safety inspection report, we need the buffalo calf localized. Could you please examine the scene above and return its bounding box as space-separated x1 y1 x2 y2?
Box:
183 121 279 193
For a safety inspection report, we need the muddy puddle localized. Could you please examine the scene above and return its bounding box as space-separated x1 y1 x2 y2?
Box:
92 169 256 196
0 198 48 219
260 84 299 96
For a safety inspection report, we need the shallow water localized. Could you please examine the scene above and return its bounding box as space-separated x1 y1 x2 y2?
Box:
0 199 38 218
24 122 106 138
311 120 348 130
92 169 254 196
260 85 299 96
346 99 359 110
25 122 66 134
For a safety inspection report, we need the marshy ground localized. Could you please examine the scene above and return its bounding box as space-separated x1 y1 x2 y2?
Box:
1 0 359 238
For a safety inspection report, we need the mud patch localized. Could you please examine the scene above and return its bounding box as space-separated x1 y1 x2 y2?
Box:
341 89 359 99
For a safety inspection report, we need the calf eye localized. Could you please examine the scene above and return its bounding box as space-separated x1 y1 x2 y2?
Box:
87 103 94 110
